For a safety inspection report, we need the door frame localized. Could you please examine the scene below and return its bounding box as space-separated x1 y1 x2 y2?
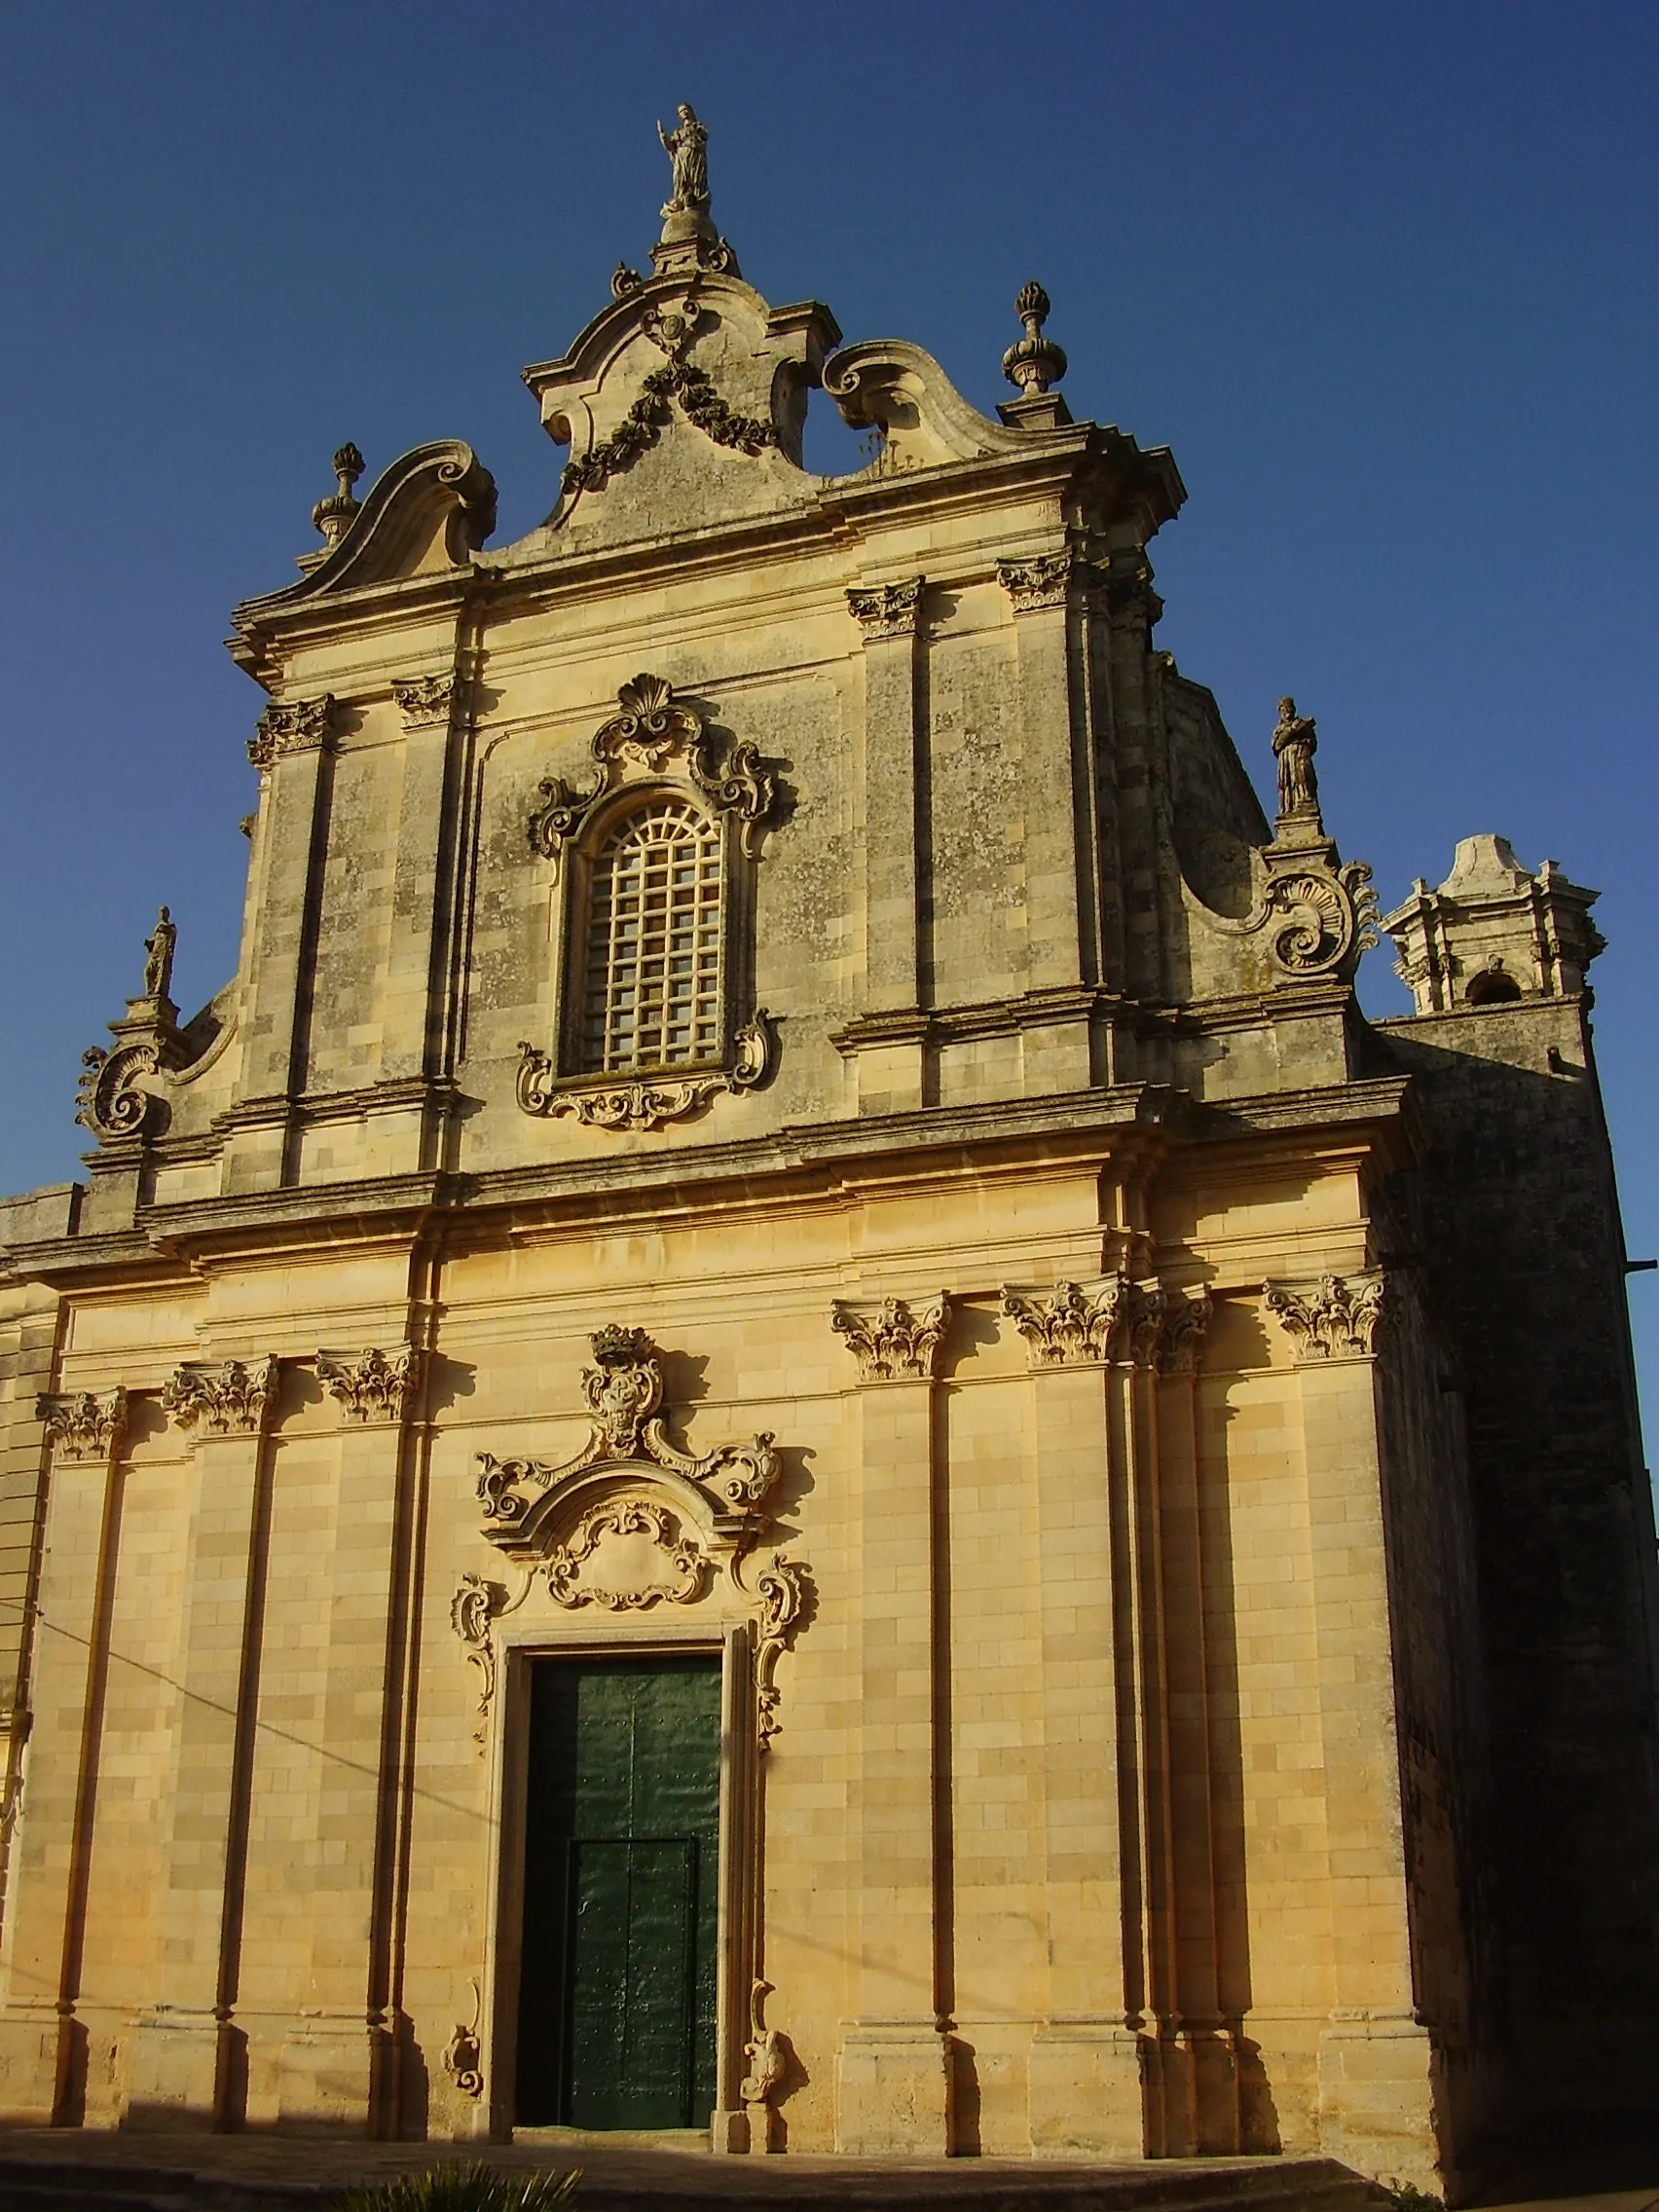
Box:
483 1617 756 2145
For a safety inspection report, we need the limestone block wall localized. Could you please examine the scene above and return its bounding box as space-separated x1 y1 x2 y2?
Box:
1373 996 1659 2130
0 1145 1462 2192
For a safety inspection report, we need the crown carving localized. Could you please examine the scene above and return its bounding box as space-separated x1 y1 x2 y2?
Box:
37 1388 128 1462
830 1295 948 1382
845 579 923 640
161 1356 279 1437
316 1346 423 1423
527 674 775 878
474 1326 779 1558
1263 1272 1385 1361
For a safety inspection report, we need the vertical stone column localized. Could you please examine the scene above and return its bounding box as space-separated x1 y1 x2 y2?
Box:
0 1389 126 2122
830 1294 953 2154
274 1346 421 2128
128 1357 278 2129
845 582 927 1111
999 1277 1145 2156
995 554 1092 1092
1263 1272 1440 2193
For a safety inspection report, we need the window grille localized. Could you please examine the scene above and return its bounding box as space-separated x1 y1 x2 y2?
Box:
580 799 723 1074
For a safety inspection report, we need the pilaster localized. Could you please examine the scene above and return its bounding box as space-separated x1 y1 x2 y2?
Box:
830 1294 954 2155
127 1357 278 2131
233 698 334 1183
999 1277 1144 2156
996 553 1092 1093
0 1387 127 2123
1263 1272 1441 2194
269 1346 422 2130
846 582 927 1112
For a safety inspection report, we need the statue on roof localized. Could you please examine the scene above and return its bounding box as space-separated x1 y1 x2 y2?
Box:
658 104 710 217
1272 696 1323 833
142 905 176 1002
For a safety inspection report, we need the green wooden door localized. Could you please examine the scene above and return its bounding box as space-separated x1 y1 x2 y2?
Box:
515 1656 721 2129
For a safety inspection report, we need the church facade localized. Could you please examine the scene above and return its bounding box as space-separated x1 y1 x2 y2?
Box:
1 123 1655 2195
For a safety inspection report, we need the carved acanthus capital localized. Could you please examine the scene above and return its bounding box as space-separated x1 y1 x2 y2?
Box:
1126 1281 1167 1369
996 550 1078 612
316 1346 423 1423
830 1295 948 1382
247 694 334 770
1263 1272 1386 1361
37 1388 128 1462
1001 1276 1129 1367
1159 1288 1214 1375
845 579 923 641
392 674 457 728
161 1356 279 1437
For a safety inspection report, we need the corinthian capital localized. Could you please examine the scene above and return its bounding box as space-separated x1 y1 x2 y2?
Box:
162 1356 279 1437
316 1346 423 1423
845 578 923 641
830 1294 948 1382
1000 1276 1129 1368
1263 1272 1385 1361
37 1388 128 1462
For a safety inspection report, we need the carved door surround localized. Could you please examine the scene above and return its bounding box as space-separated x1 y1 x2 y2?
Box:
457 1324 806 2153
518 675 780 1131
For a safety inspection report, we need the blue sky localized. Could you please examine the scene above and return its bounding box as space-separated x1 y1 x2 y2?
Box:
2 1 1656 1424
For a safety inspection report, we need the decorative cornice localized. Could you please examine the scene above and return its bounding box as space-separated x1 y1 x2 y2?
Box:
392 673 457 729
830 1294 948 1382
37 1388 128 1462
996 550 1078 612
247 695 334 770
1263 1272 1385 1361
315 1346 423 1423
845 578 923 640
161 1356 279 1437
516 1012 772 1129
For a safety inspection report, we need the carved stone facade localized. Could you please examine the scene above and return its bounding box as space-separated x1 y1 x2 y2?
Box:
0 122 1653 2202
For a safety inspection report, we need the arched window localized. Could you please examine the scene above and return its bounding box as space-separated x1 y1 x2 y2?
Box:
580 799 724 1074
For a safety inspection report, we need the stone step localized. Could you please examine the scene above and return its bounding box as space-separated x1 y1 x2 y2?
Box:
0 2152 1394 2212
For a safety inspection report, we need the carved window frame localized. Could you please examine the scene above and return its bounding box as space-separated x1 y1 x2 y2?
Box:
518 675 776 1130
561 784 754 1088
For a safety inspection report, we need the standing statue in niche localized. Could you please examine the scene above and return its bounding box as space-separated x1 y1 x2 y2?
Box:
142 905 176 1001
658 103 710 216
1272 696 1323 832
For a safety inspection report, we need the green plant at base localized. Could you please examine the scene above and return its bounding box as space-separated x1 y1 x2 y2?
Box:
1385 2183 1443 2211
336 2164 579 2212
